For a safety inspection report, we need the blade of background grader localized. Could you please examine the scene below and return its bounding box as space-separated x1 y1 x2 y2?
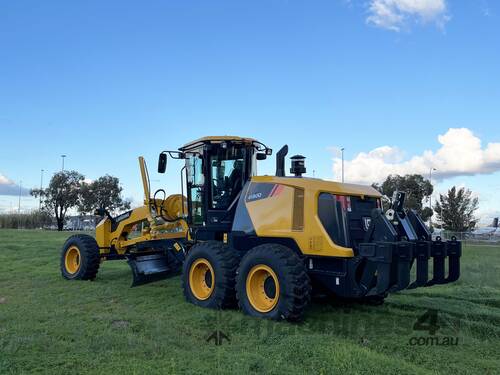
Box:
127 254 180 287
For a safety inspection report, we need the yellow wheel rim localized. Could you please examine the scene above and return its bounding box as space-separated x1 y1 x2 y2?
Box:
246 265 280 313
189 258 215 300
65 246 81 274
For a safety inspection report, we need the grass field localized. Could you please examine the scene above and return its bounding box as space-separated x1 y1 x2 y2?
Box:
0 229 499 374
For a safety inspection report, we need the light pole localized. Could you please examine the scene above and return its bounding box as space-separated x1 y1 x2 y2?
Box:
341 147 345 183
39 169 44 210
18 180 22 213
61 155 67 171
429 167 437 229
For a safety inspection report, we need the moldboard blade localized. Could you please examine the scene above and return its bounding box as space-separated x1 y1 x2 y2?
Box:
127 254 173 287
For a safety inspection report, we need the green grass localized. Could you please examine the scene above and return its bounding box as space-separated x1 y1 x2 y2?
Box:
1 229 499 374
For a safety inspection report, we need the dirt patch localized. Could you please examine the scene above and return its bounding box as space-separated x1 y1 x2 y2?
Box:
111 320 130 329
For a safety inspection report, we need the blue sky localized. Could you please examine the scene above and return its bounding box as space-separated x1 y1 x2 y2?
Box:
0 1 499 223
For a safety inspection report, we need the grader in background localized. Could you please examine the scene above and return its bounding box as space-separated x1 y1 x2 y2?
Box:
60 136 462 321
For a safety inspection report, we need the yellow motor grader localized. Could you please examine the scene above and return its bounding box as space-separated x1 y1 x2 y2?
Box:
60 136 462 321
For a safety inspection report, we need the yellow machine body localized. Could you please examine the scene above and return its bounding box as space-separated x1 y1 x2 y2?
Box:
95 156 189 256
242 176 381 258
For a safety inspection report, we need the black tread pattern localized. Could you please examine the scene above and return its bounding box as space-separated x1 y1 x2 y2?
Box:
182 241 239 309
60 234 100 280
236 244 311 322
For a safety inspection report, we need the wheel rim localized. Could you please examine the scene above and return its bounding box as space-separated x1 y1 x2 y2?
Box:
189 258 215 300
246 265 280 313
65 246 81 274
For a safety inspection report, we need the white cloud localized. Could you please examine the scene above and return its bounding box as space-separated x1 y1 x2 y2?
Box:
333 128 500 184
366 0 449 31
0 173 11 185
0 173 31 196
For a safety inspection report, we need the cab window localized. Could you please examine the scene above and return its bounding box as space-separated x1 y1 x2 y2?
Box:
210 147 246 210
187 155 204 225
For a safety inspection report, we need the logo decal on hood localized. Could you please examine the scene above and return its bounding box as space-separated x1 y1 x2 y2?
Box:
362 217 372 231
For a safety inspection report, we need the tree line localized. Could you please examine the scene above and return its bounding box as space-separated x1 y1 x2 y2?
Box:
0 211 53 230
28 170 130 231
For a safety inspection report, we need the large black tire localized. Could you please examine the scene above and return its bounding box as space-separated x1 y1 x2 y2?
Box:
60 234 100 280
182 241 239 309
236 244 311 321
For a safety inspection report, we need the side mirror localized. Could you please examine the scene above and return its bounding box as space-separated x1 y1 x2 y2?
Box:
158 153 167 173
256 153 267 160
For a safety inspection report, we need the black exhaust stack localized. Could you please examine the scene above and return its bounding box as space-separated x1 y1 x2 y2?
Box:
276 145 288 177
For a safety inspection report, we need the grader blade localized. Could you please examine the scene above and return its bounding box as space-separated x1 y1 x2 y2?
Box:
127 254 175 287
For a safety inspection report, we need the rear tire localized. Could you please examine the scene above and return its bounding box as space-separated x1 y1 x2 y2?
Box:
182 241 239 309
236 244 311 321
60 234 100 280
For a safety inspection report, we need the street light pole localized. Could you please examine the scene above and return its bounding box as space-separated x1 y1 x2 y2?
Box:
341 147 345 183
18 180 22 214
429 167 437 229
39 169 44 210
61 155 67 171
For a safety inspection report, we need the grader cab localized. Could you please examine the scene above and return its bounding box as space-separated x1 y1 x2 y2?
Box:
60 136 461 321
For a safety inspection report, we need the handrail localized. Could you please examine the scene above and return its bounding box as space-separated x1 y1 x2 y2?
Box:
138 156 151 206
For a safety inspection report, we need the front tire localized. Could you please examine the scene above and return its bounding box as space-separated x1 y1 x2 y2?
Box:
182 241 239 309
60 234 100 280
236 244 311 321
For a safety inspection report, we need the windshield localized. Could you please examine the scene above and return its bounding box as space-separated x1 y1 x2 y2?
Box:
210 147 246 209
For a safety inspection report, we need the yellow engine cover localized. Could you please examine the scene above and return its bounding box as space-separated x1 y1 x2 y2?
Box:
237 176 381 258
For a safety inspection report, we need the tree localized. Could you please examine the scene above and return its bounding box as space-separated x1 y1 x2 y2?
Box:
434 186 478 232
31 171 84 231
372 174 433 221
79 175 131 215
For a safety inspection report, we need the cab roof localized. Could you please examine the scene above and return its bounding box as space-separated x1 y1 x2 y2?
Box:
179 136 258 151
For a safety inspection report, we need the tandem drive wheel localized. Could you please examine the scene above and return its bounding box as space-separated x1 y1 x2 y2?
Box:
236 244 311 321
182 241 239 309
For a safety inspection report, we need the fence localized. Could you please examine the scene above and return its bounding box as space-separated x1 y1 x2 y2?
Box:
433 231 500 247
0 211 52 229
0 212 97 231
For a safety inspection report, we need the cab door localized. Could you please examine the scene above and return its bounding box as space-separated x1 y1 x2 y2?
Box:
206 146 247 228
186 154 205 226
